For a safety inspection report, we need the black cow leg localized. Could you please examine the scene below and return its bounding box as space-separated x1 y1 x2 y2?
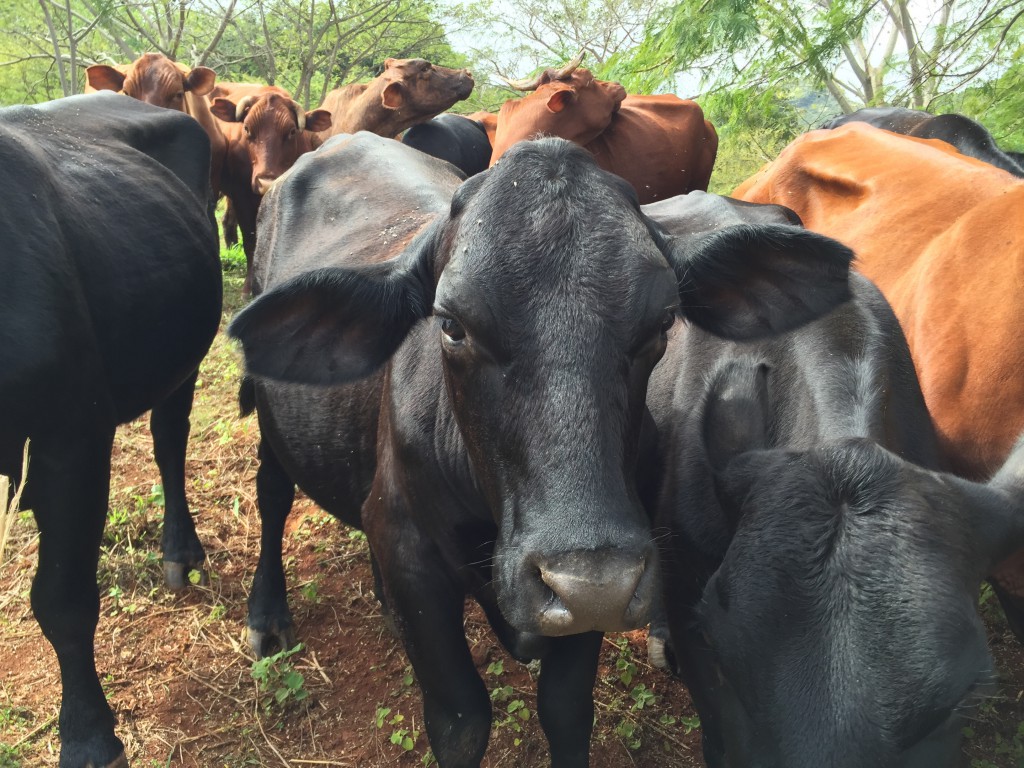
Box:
247 437 298 658
30 429 127 768
369 551 398 637
537 632 602 768
380 534 490 766
152 369 207 590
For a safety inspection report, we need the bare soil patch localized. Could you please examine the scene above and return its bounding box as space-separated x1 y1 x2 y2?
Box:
1 272 1022 767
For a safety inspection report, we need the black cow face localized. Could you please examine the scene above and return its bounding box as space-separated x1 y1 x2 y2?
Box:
431 144 676 634
693 439 1012 768
230 138 853 639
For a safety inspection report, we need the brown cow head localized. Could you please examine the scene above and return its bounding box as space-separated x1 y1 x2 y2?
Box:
491 62 627 164
211 91 332 194
86 53 216 111
377 58 474 121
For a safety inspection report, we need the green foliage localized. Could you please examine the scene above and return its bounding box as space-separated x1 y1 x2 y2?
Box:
374 706 421 752
250 643 310 714
938 58 1024 150
490 683 531 741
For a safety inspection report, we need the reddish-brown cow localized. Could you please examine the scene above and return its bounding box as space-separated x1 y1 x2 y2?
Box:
491 61 718 203
86 53 227 196
735 122 1024 636
208 82 293 248
210 90 331 294
317 58 473 138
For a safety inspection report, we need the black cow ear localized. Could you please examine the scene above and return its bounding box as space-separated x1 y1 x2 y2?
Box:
665 223 853 340
229 221 441 385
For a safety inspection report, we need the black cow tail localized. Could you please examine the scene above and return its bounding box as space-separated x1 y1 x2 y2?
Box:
239 375 257 417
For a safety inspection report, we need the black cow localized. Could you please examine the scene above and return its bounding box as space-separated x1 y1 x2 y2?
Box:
821 107 1024 177
401 112 492 176
0 93 221 767
644 192 972 766
229 134 853 766
696 436 1024 768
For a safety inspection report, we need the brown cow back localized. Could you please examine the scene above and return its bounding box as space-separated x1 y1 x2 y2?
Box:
735 122 1024 480
587 95 717 203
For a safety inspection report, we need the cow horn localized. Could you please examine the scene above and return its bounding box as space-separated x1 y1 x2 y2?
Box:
236 95 259 121
505 50 586 91
293 100 305 131
552 49 586 80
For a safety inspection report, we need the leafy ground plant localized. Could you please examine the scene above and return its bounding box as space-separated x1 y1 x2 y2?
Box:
251 644 309 715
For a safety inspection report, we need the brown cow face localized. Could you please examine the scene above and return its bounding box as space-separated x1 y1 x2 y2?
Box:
211 93 332 194
86 53 215 111
378 58 474 118
491 69 626 163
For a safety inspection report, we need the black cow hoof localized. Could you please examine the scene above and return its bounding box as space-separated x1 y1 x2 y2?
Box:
81 753 129 768
647 634 670 670
60 741 125 768
163 560 208 591
249 625 298 659
646 624 677 673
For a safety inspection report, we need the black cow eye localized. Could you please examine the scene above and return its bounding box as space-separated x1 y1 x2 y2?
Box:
660 309 676 334
440 316 465 342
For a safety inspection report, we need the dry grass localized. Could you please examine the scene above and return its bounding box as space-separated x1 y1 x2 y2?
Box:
0 440 28 565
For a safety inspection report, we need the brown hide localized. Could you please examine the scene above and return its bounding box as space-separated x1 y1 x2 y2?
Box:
491 71 717 203
587 95 717 203
491 70 626 160
734 122 1024 601
85 53 225 197
318 58 473 138
209 81 289 102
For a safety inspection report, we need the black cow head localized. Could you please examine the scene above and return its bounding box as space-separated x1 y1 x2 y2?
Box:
230 138 852 637
689 436 1024 768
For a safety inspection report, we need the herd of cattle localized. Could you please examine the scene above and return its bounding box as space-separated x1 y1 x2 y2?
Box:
2 49 1024 768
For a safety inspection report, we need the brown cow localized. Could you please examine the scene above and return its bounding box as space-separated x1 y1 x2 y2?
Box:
734 121 1024 635
318 58 473 138
207 82 292 248
86 53 226 196
210 90 331 294
491 60 717 204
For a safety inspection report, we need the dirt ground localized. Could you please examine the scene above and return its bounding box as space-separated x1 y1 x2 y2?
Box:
2 271 1024 767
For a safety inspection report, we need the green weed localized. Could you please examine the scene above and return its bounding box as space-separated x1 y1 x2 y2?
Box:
250 644 309 714
375 706 421 752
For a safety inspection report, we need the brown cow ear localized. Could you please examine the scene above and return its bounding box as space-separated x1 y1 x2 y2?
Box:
303 109 332 132
545 88 576 113
86 64 126 92
210 97 240 122
381 82 404 110
185 66 216 96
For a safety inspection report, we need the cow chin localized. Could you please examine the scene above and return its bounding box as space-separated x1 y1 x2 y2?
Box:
253 175 276 195
496 540 657 636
